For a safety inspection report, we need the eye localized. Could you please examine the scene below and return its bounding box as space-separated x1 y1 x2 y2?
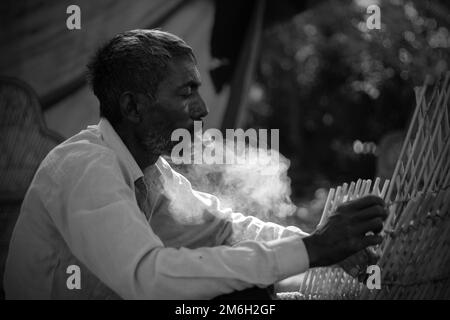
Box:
180 87 192 98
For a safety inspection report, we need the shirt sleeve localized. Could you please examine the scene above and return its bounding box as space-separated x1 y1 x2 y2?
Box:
217 204 309 244
148 161 309 244
45 149 309 300
183 189 310 244
190 190 312 280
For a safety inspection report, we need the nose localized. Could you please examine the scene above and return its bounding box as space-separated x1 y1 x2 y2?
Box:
190 96 209 120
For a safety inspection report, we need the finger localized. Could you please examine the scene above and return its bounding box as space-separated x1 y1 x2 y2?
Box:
351 251 368 269
352 205 388 221
338 195 385 212
354 217 384 235
360 234 383 249
365 248 379 265
358 272 369 283
340 250 366 270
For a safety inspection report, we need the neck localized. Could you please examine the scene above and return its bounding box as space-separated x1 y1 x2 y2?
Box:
114 124 160 170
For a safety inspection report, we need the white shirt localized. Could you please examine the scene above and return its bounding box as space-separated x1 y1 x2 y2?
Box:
4 118 310 299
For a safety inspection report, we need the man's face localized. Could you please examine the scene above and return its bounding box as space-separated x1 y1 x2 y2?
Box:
138 56 208 155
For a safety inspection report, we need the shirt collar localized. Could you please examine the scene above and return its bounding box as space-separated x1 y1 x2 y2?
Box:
98 118 144 182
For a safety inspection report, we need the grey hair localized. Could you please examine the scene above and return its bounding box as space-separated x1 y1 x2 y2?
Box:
86 29 195 126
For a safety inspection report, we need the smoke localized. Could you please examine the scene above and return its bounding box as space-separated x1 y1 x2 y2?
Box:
157 131 297 225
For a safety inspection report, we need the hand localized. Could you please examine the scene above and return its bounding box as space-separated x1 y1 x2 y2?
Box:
303 195 387 268
338 247 379 282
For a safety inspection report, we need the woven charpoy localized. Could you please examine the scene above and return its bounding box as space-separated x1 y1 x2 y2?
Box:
278 72 450 300
0 77 64 299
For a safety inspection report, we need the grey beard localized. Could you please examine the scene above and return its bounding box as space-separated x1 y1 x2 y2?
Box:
141 128 177 156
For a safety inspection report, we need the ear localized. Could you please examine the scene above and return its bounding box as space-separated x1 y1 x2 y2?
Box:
118 91 149 124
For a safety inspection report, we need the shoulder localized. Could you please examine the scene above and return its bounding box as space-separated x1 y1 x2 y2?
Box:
38 130 121 184
22 129 126 208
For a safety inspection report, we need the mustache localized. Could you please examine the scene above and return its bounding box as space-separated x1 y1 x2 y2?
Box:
140 118 204 148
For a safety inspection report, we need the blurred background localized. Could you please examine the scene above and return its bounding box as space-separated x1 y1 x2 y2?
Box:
245 0 449 232
1 0 450 295
236 0 449 291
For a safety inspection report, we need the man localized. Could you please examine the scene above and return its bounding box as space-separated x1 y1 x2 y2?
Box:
4 30 387 299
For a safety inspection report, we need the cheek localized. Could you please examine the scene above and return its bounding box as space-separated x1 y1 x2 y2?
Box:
150 98 193 130
181 100 190 114
166 100 191 122
149 100 172 119
143 108 163 126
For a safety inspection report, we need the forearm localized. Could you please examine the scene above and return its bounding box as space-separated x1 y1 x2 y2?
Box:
130 238 308 299
58 201 309 299
62 234 310 300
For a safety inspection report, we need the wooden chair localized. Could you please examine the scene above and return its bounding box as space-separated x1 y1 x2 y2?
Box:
0 77 64 299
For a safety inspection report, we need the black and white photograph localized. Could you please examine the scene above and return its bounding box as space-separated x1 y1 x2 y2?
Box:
0 0 449 309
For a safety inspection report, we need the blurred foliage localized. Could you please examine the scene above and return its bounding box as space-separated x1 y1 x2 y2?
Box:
244 0 449 230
